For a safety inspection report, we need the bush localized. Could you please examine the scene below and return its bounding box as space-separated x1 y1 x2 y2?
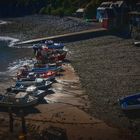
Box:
51 8 64 17
64 8 75 16
39 6 52 15
84 2 97 19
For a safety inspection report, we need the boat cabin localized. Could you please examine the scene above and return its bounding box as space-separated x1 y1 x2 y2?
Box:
26 86 38 94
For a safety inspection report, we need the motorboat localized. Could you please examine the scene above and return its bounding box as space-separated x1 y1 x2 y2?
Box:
0 92 38 108
119 93 140 110
10 78 52 92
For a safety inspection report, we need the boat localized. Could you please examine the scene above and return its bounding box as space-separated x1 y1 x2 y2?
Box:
35 46 67 63
48 51 67 62
31 65 62 73
7 85 47 100
0 92 38 108
26 86 47 99
33 41 64 52
17 65 60 79
44 40 64 49
18 71 56 82
34 61 62 68
40 71 56 79
10 78 52 92
119 93 140 110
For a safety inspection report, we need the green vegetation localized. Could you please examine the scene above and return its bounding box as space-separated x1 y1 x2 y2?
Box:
39 0 102 17
0 0 139 17
0 0 109 17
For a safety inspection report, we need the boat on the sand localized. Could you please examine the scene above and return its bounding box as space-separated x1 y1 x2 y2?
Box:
19 71 56 81
10 78 52 92
47 51 67 62
17 65 60 79
31 65 62 73
44 40 64 49
26 86 47 99
0 92 38 108
119 93 140 110
7 85 47 100
33 40 64 51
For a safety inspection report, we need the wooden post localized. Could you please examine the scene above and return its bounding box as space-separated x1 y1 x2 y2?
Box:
19 110 26 140
8 107 14 133
20 110 26 134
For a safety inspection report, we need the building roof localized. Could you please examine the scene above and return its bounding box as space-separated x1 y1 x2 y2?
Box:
76 8 85 13
100 1 112 8
114 1 124 7
99 1 126 9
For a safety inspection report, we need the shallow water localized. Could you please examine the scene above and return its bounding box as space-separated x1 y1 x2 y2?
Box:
0 40 32 73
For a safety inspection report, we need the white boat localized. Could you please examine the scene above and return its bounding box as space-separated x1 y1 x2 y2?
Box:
26 86 47 99
10 78 52 92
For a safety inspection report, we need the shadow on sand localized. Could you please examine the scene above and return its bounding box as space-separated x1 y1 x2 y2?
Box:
0 106 40 116
124 110 140 119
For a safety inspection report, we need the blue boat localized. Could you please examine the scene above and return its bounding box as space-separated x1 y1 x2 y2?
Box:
31 66 62 73
33 41 64 50
20 72 55 82
119 93 140 110
45 40 64 49
47 43 64 49
9 78 52 92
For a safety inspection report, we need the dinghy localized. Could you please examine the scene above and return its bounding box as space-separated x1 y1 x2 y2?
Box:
44 40 64 49
0 92 38 108
10 78 52 92
31 65 62 73
119 93 140 110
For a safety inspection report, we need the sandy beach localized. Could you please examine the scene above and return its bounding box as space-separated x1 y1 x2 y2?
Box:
0 63 133 140
0 15 139 139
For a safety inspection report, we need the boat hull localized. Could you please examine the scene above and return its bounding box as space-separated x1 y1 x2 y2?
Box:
119 93 140 110
0 97 38 108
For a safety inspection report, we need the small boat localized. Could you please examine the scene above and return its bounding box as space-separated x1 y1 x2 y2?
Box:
48 51 67 62
119 93 140 110
26 86 47 99
34 62 62 68
44 40 64 49
31 65 62 73
33 41 64 51
40 71 56 79
7 85 47 100
10 78 52 92
0 92 38 108
24 72 55 81
17 65 60 79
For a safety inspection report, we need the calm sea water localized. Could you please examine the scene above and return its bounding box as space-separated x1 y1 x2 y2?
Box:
0 41 32 72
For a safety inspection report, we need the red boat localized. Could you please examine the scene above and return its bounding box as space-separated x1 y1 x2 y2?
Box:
49 51 67 62
40 71 56 78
